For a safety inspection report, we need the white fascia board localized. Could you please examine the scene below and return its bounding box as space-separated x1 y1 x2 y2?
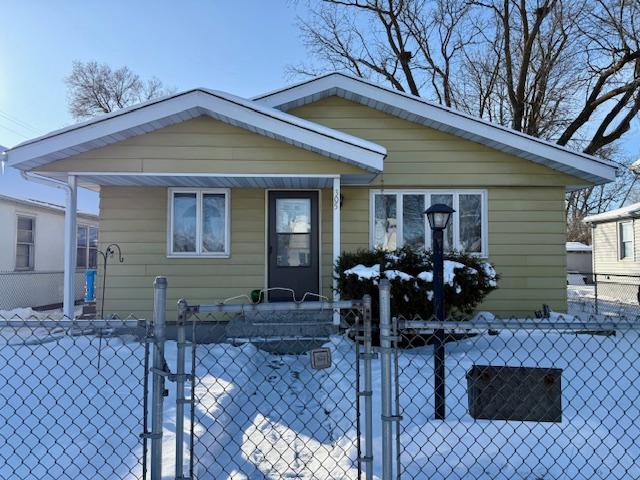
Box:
583 202 640 224
7 88 385 173
255 73 617 185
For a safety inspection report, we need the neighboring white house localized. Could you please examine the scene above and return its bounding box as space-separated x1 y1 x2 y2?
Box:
0 193 98 310
584 202 640 276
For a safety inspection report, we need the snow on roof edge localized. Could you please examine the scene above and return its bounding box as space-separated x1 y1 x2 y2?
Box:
583 203 640 224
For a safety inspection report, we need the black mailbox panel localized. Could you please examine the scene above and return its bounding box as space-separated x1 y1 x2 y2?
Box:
467 365 562 423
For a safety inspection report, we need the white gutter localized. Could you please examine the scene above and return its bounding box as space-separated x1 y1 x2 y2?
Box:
20 170 78 319
21 170 71 190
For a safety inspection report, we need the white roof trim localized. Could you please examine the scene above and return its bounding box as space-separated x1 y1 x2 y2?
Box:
583 202 640 224
5 88 386 173
254 72 617 186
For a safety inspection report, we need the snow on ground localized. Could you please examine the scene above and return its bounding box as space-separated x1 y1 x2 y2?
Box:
2 322 640 479
0 306 83 319
568 284 640 318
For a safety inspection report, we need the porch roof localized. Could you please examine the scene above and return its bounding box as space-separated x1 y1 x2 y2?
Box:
31 171 375 190
3 88 386 174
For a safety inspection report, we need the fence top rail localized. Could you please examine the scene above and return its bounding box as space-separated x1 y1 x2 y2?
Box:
0 318 144 328
191 299 364 315
398 318 640 331
574 272 640 279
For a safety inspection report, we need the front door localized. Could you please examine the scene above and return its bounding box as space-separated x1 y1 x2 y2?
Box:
268 191 320 301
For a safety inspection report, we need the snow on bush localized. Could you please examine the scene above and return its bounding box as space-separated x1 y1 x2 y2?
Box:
336 246 498 321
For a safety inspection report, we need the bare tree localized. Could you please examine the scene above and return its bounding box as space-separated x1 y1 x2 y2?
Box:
65 61 173 120
294 0 640 241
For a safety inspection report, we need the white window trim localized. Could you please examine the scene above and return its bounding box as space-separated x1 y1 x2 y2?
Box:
369 189 489 257
618 220 634 261
167 187 231 258
15 214 36 271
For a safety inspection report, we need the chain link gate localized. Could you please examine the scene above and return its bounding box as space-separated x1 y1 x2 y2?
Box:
145 276 374 479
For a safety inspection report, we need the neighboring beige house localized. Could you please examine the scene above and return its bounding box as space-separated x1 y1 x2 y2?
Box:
0 193 98 309
3 73 616 318
584 203 640 276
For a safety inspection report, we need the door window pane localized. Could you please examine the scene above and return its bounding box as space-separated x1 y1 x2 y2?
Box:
202 193 226 253
459 194 482 253
430 194 454 250
277 234 311 267
173 193 197 252
402 194 425 249
276 199 311 233
374 194 397 251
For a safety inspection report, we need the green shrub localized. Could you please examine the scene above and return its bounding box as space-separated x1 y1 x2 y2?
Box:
335 246 498 322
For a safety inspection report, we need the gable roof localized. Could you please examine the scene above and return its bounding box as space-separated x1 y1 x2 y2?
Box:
583 202 640 224
4 88 386 173
254 72 617 187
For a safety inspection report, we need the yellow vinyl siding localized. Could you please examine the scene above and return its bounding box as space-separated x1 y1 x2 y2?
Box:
97 187 266 318
37 117 367 176
289 97 575 315
289 97 586 188
337 186 567 316
86 96 585 317
97 186 335 319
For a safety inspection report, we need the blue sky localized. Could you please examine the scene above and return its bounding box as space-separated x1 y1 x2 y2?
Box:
0 0 307 212
0 1 638 214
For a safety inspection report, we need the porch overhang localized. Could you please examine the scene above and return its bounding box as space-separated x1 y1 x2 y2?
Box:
30 171 377 190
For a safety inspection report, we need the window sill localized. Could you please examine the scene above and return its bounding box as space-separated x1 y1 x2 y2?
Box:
166 254 231 259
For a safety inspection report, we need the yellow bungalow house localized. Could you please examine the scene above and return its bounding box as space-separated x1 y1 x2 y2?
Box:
2 73 616 319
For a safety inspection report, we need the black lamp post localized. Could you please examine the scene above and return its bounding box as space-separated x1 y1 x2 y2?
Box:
425 203 455 420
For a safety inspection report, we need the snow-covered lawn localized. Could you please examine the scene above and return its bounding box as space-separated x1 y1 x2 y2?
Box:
568 284 640 318
2 324 640 479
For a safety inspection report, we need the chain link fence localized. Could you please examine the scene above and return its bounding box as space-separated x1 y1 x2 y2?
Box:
386 314 640 479
4 275 640 480
568 272 640 317
0 271 87 311
0 316 148 480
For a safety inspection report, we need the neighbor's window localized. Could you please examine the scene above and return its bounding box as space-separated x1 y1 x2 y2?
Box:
169 188 230 256
16 215 35 270
619 221 634 260
77 225 98 269
371 190 487 256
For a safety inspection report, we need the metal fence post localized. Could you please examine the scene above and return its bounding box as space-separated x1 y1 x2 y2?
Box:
379 279 393 480
362 294 374 480
594 273 599 315
175 298 188 480
151 276 167 480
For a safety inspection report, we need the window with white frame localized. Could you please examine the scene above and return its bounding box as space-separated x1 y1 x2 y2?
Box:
619 221 634 260
77 225 98 269
168 188 230 257
16 215 35 270
370 190 487 255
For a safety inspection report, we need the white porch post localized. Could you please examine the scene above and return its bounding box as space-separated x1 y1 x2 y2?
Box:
332 176 341 325
63 175 78 319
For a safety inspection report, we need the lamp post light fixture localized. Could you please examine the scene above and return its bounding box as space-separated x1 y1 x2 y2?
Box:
425 203 455 420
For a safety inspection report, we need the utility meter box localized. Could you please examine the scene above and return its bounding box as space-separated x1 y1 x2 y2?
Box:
467 365 562 422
